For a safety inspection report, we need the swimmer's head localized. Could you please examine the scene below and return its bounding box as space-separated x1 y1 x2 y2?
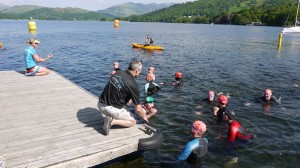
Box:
146 73 155 81
113 62 119 69
148 66 155 72
190 120 206 136
218 94 228 105
208 90 215 101
175 72 182 80
145 96 154 104
265 89 272 100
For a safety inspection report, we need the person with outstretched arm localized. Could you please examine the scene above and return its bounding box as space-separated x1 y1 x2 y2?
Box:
24 39 52 76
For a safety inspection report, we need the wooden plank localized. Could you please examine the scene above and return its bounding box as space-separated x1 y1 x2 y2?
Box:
0 71 152 168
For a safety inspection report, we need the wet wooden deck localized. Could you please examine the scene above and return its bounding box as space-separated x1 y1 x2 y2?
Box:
0 71 151 168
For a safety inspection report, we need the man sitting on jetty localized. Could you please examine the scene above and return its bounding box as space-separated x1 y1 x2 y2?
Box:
98 59 149 135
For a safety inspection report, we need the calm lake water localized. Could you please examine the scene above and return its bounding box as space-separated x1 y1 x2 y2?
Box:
1 20 300 168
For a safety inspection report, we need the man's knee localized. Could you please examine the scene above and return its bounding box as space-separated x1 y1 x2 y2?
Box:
128 119 137 127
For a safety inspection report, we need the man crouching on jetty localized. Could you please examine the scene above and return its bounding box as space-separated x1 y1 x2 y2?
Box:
98 59 149 136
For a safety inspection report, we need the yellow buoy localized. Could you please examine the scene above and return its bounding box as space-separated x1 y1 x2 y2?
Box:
0 42 2 48
278 32 282 50
28 17 37 31
114 19 119 27
29 29 37 36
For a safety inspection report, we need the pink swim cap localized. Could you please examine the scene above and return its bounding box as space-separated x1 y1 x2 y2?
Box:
148 66 155 71
192 120 206 133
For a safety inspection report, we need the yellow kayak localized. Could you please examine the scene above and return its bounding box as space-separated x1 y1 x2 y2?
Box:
131 43 164 50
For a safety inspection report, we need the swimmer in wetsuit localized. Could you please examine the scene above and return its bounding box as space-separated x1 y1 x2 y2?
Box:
141 96 158 119
222 111 252 142
145 73 161 96
178 120 208 164
173 72 183 86
214 94 229 123
257 89 281 111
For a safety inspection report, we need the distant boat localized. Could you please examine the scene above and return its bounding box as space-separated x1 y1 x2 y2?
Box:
282 0 300 34
131 43 164 50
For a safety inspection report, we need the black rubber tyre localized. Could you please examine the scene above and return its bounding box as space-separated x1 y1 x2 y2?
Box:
138 130 163 150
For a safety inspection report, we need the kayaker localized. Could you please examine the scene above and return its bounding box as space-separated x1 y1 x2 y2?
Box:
24 39 52 76
145 35 154 46
178 120 208 164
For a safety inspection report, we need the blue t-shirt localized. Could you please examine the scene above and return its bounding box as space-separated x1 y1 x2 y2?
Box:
178 137 208 161
24 46 37 68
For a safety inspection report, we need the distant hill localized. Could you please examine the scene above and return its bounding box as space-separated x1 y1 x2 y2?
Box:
0 5 44 13
97 2 174 17
127 0 295 26
0 5 114 20
0 4 10 11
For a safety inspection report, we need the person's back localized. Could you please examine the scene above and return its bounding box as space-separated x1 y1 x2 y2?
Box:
98 59 148 136
214 94 229 123
228 120 251 142
100 69 139 108
145 35 154 46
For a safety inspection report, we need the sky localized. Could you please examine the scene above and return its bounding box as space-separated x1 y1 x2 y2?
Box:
1 0 194 11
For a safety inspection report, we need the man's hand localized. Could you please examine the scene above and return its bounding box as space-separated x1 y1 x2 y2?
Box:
135 104 149 123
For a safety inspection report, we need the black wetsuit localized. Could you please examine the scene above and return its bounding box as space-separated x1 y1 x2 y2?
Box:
216 105 229 123
145 81 161 96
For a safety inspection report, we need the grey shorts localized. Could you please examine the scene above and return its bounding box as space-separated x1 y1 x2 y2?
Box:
97 102 134 121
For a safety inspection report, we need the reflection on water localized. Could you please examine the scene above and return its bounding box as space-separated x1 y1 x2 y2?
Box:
1 21 300 167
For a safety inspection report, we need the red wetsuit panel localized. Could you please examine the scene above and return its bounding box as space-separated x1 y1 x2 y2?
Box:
228 121 251 141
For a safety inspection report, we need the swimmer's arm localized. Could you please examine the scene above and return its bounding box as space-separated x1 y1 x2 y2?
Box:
178 139 199 160
213 107 219 116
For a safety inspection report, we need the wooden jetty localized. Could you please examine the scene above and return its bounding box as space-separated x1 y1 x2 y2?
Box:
0 71 153 168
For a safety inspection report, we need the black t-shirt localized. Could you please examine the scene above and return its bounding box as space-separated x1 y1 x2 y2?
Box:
99 70 140 109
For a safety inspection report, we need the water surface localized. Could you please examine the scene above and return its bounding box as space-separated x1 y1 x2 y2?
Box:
1 20 300 168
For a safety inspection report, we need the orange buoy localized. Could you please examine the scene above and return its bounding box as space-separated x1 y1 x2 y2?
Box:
114 19 119 27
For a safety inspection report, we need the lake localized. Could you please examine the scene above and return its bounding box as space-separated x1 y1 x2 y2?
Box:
0 20 300 168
